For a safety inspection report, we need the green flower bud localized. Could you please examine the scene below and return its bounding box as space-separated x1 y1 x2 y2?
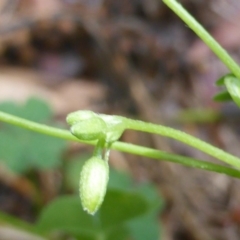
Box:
70 117 106 141
80 157 109 215
66 110 97 126
67 110 126 143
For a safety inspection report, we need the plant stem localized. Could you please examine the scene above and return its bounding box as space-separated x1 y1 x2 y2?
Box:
163 0 240 80
113 142 240 179
0 110 239 178
0 110 77 142
124 118 240 169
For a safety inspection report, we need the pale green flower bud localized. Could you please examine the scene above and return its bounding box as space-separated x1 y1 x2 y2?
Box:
70 117 106 141
80 157 109 215
66 110 97 126
67 110 126 143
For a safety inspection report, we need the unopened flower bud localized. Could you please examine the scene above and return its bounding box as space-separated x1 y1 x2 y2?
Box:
70 117 106 141
80 157 109 215
66 110 97 126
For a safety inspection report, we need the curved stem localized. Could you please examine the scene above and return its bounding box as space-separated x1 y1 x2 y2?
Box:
0 110 77 141
163 0 240 80
124 118 240 169
112 142 240 179
0 110 239 178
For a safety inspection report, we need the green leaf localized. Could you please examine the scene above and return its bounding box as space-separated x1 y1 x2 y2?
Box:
135 183 164 211
36 190 148 239
21 98 52 121
127 212 160 240
27 132 66 169
127 183 164 240
64 154 92 192
0 97 66 173
215 73 235 86
213 91 232 102
105 225 130 240
99 189 148 228
63 165 163 240
104 172 163 239
0 98 52 121
40 166 164 239
36 196 98 238
108 169 133 191
224 76 240 108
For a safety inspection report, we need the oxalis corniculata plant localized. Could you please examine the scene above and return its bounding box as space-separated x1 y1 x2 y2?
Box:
1 0 240 215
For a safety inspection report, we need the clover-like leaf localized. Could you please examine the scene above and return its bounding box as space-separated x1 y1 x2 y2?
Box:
36 190 148 239
0 98 66 173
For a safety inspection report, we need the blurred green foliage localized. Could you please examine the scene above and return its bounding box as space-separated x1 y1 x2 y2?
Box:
0 97 66 172
214 73 240 109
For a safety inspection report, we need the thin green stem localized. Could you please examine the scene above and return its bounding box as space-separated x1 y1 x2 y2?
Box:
124 118 240 169
113 142 240 179
0 110 239 178
0 110 79 142
93 137 106 158
163 0 240 80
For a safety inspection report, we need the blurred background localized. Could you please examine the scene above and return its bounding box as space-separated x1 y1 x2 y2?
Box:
0 0 240 239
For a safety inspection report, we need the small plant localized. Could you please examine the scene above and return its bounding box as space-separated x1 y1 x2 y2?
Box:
0 0 240 222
